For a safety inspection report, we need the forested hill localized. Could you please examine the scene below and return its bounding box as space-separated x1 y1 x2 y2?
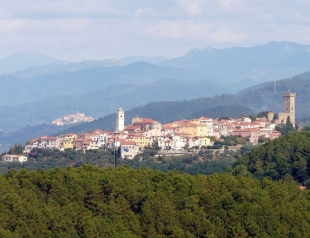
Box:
58 71 310 134
57 103 255 134
232 131 310 184
0 165 309 237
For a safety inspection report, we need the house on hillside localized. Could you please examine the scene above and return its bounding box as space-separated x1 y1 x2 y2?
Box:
1 154 27 163
120 141 140 159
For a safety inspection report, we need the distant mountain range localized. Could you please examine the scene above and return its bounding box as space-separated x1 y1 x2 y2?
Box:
120 56 169 65
0 77 224 132
12 59 124 79
0 51 69 74
1 41 310 135
161 41 310 85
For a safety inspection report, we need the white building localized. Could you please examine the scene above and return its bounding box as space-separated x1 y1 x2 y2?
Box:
120 141 140 159
1 154 27 163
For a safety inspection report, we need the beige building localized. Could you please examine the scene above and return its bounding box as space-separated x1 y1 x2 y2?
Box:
131 117 162 137
120 141 140 159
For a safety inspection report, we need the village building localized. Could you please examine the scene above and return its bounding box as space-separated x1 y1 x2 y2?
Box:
25 93 293 157
120 141 140 159
1 154 27 163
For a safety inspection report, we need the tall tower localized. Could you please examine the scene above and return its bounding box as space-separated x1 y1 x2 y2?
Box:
283 92 296 127
116 107 124 131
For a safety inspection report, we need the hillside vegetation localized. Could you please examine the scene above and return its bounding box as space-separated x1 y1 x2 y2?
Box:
232 131 310 183
0 165 309 237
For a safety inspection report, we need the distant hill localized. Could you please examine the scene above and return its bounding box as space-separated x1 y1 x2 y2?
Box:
0 62 214 107
2 71 310 145
57 71 310 135
0 78 225 132
12 59 124 79
161 42 310 85
121 56 168 65
0 51 68 74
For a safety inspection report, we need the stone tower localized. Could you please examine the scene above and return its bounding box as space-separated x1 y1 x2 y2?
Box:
116 107 124 131
278 92 296 127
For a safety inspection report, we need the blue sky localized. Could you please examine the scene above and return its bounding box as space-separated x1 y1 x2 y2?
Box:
1 0 310 61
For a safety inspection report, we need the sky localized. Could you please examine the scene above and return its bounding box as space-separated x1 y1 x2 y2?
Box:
1 0 310 61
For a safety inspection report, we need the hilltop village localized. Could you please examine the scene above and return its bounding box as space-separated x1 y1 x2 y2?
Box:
52 111 95 126
2 92 296 162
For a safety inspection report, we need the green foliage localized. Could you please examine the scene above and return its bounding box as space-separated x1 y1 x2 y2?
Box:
302 125 310 131
249 115 256 121
256 111 268 118
8 144 23 154
0 148 116 174
219 116 230 120
232 131 310 183
121 154 235 175
0 146 238 176
0 166 309 237
275 116 295 135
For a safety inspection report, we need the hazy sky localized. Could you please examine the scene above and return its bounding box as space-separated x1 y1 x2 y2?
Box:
1 0 310 61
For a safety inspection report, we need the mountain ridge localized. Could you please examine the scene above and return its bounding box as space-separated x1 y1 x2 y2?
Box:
0 51 69 74
161 41 310 84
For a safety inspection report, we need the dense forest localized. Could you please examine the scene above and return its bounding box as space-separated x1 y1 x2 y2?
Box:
0 165 309 237
232 131 310 184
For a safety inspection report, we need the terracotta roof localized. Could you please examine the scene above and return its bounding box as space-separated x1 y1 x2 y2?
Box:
92 129 106 134
232 128 261 132
43 137 57 140
199 116 211 120
121 141 137 145
124 126 141 130
133 118 159 124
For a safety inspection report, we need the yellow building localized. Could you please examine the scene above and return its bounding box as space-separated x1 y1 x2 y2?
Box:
132 135 149 148
62 134 77 149
178 123 208 137
197 136 211 147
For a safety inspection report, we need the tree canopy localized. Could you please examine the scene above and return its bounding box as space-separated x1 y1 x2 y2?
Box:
0 165 309 237
232 131 310 183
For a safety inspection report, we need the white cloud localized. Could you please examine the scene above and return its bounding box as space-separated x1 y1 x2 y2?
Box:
177 0 203 17
1 0 310 60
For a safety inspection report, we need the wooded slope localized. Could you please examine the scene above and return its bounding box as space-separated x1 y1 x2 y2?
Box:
233 131 310 183
0 165 309 237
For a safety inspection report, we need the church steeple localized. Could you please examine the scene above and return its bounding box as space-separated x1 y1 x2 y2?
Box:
116 107 124 131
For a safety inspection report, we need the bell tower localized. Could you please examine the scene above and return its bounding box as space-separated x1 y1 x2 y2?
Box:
116 107 124 131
